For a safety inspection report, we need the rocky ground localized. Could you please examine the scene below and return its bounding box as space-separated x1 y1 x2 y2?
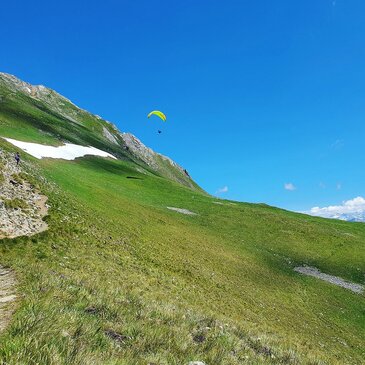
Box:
294 266 364 294
0 150 48 238
167 206 198 215
0 266 16 333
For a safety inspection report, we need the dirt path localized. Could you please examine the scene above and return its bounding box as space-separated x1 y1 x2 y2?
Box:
0 266 17 333
295 266 364 294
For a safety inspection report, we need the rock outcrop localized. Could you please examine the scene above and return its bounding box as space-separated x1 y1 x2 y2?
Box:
0 150 48 238
102 126 119 145
120 133 195 188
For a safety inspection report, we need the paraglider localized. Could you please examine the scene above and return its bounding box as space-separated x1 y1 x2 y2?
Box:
148 110 166 134
148 110 167 122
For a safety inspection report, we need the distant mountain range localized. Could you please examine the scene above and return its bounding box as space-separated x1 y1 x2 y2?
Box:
305 196 365 222
307 212 365 222
335 213 365 222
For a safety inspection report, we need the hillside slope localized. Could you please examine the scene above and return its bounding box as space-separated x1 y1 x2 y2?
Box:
0 75 364 365
0 73 199 191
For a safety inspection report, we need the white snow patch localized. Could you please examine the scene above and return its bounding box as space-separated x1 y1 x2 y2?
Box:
3 137 116 161
167 207 197 215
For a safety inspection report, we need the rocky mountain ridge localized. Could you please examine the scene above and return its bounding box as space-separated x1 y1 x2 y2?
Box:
0 73 72 103
0 72 81 125
119 133 191 179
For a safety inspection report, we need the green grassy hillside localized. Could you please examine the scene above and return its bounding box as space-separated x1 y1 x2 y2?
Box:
0 75 364 364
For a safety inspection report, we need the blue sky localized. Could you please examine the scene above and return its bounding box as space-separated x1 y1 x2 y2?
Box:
1 0 364 212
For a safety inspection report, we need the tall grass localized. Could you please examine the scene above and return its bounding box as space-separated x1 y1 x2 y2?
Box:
0 142 363 364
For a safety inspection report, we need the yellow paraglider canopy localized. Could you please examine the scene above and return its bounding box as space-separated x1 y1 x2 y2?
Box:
148 110 167 122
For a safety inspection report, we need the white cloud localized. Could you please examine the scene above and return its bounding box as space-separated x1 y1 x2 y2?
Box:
216 186 228 194
307 196 365 221
284 183 296 191
331 139 343 150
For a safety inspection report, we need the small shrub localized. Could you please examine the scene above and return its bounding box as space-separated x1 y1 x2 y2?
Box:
11 173 24 184
4 198 29 210
15 172 38 188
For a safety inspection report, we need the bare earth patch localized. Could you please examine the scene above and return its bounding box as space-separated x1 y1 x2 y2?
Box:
294 266 364 294
0 266 17 333
167 207 197 215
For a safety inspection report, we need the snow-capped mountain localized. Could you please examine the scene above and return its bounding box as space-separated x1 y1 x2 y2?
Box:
306 197 365 222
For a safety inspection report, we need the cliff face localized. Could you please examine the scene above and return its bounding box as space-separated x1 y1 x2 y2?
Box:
0 73 200 191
